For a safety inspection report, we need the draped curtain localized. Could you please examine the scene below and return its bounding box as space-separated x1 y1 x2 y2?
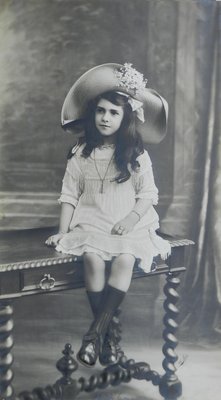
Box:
178 2 221 343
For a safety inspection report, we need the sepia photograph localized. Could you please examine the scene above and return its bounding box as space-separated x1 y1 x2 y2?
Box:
0 1 220 399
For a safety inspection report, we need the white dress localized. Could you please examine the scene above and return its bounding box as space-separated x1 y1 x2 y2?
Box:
56 143 170 273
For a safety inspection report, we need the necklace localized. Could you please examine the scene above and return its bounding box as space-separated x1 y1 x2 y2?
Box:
93 149 114 193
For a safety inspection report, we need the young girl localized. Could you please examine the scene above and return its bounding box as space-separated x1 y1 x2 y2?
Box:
45 63 170 368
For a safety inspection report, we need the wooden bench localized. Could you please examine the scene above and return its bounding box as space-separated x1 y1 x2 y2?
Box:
0 227 194 400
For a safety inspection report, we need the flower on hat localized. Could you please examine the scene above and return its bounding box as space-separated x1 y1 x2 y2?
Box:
114 63 148 96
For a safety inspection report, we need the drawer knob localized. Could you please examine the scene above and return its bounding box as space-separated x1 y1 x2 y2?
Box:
39 274 55 290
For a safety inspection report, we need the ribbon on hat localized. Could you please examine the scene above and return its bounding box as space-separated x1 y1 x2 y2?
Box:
116 92 145 123
128 98 145 123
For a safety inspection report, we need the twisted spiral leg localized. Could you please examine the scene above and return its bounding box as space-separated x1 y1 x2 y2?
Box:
15 382 62 400
118 347 161 386
67 357 150 397
159 272 182 400
0 301 14 399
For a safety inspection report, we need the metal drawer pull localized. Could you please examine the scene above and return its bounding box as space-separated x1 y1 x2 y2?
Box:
39 274 55 290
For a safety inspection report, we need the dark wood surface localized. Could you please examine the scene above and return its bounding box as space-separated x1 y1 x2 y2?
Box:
0 227 67 267
0 227 193 299
0 226 193 270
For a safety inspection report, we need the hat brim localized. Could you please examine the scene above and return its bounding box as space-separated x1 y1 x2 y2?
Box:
61 63 168 144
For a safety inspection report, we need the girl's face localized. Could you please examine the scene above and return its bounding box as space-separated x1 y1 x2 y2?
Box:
95 98 124 140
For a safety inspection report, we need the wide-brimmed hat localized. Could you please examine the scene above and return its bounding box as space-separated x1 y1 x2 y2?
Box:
61 63 168 144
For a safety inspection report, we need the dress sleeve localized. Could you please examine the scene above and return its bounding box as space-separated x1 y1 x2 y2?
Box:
133 150 159 205
58 156 83 207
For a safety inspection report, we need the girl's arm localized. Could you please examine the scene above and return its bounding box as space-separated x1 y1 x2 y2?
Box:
58 202 75 233
45 202 75 246
111 198 152 235
130 198 152 220
112 150 159 235
46 154 82 246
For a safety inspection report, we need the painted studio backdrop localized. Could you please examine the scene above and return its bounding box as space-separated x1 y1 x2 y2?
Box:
0 0 220 391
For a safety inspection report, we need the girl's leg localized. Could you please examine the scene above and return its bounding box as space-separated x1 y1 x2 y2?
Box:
108 254 135 292
83 253 106 318
98 254 135 365
78 253 106 367
83 252 106 292
78 254 135 367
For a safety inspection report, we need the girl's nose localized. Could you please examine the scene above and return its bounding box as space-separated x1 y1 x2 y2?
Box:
102 112 109 122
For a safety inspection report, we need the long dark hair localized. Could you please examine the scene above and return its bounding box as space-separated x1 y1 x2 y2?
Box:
69 91 144 183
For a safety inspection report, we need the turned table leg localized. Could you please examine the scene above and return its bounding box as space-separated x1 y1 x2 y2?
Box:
0 301 14 399
159 272 182 400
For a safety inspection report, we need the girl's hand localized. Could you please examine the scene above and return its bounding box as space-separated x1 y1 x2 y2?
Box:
45 233 66 247
111 213 138 235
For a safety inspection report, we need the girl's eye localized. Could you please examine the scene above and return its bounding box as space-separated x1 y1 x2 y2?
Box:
96 107 103 113
111 110 119 115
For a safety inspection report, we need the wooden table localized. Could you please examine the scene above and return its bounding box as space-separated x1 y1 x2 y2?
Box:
0 227 193 400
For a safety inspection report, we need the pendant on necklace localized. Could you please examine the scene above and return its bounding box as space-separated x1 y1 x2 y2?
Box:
100 181 104 193
93 148 113 194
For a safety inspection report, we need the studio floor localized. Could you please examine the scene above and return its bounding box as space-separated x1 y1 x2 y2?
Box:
13 339 221 400
10 283 221 400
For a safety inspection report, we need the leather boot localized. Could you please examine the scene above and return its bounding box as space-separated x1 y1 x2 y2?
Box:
77 285 126 367
99 326 118 366
86 289 120 366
